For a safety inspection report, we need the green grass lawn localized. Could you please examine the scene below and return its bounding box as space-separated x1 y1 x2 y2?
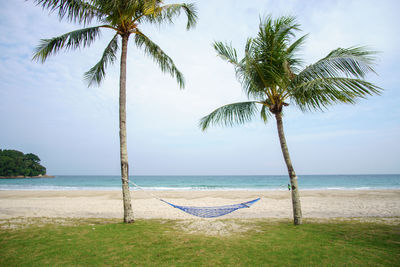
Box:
0 218 399 266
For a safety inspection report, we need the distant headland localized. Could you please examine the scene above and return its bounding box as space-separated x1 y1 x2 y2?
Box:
0 149 51 179
0 174 55 179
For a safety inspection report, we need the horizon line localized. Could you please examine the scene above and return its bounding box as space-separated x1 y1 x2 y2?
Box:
50 173 400 176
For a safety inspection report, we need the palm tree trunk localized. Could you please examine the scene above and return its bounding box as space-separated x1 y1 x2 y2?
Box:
275 112 302 225
119 34 134 223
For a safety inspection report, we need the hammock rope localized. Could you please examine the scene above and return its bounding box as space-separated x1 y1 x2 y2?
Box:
124 179 261 218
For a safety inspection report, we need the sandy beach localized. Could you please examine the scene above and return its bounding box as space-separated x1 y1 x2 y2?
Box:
0 189 399 220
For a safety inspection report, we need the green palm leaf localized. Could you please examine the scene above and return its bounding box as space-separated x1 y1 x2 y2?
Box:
32 0 103 25
291 46 381 111
286 34 307 73
260 104 271 123
134 30 185 88
291 77 382 111
32 26 102 63
213 41 239 65
256 15 299 50
84 33 119 87
199 101 259 131
213 41 267 100
146 3 198 30
296 47 378 82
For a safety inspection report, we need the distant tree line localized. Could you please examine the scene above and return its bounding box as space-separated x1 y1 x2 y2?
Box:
0 149 46 177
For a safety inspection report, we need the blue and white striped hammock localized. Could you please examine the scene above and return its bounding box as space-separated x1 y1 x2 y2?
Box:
159 198 261 218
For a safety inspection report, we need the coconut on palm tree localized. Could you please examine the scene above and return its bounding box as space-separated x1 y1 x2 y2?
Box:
200 15 381 225
31 0 197 223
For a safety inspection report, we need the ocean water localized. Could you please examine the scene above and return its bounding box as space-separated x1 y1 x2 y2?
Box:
0 174 399 191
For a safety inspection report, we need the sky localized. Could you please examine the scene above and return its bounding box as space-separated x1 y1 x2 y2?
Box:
0 0 399 175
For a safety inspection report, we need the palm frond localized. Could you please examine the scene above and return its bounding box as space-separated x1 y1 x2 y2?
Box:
214 38 273 101
286 34 307 73
199 101 259 131
241 16 305 98
275 16 300 42
260 104 271 123
296 46 378 82
213 41 239 65
31 0 104 25
286 34 307 55
134 30 185 88
291 46 381 111
238 38 270 100
145 3 198 30
256 15 299 53
254 15 300 59
290 77 382 111
32 26 102 63
107 0 152 22
84 33 119 87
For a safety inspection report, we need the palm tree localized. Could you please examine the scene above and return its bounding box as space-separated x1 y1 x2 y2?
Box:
200 15 381 225
31 0 197 223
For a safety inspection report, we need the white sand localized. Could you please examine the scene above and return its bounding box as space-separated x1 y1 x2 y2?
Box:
0 190 399 220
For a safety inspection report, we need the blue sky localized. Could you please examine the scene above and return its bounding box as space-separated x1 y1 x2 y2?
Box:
0 0 399 175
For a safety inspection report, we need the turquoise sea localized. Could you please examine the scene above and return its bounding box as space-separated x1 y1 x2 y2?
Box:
0 174 399 191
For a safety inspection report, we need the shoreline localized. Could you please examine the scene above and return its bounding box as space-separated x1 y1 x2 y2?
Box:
1 187 399 191
0 189 399 220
